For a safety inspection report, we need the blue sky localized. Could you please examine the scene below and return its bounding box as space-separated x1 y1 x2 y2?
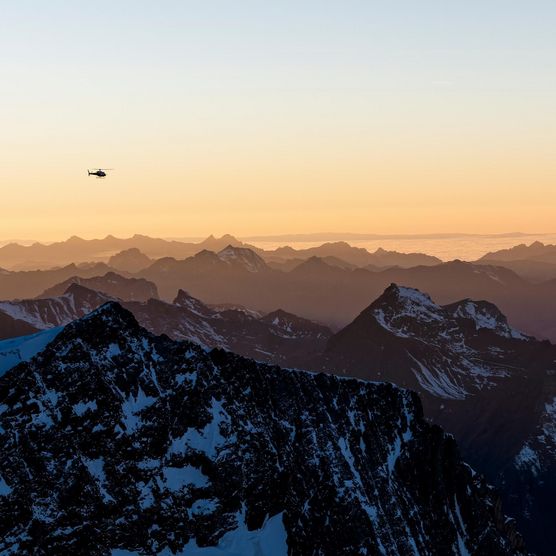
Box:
1 1 555 238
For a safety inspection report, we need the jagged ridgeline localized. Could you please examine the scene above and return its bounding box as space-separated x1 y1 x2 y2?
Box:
0 303 525 555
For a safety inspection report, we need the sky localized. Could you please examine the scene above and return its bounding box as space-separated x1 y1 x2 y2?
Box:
1 1 555 241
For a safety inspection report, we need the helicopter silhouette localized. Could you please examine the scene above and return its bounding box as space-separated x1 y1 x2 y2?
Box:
88 168 113 178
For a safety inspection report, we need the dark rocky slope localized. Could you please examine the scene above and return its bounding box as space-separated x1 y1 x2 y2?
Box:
320 284 556 554
0 303 525 555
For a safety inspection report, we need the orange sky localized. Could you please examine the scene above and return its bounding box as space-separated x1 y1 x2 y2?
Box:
1 2 555 241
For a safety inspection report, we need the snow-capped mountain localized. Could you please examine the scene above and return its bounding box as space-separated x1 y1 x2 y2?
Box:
320 283 556 555
0 284 111 339
324 283 533 400
0 303 526 554
0 286 331 368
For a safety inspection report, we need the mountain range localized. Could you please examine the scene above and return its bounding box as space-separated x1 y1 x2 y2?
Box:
0 234 250 270
1 277 555 552
0 234 442 272
5 246 556 341
0 283 331 368
476 241 556 282
139 247 556 341
0 302 525 554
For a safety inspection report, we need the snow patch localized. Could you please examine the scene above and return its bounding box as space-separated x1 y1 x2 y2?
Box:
0 327 63 376
121 387 156 433
172 509 288 556
169 397 233 458
84 457 114 503
73 400 97 416
0 474 12 496
162 465 209 491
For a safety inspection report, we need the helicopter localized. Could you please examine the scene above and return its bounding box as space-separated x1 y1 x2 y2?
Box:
87 168 113 178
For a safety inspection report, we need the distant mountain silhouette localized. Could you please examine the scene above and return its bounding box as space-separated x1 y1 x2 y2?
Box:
38 272 159 302
265 241 441 268
476 242 556 282
268 255 358 272
478 241 556 263
139 249 556 340
217 245 269 272
477 258 556 282
0 234 254 270
108 248 153 273
0 263 115 299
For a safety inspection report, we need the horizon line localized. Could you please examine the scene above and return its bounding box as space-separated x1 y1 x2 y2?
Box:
2 230 556 247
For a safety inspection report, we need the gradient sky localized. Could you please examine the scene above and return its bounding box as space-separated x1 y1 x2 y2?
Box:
1 1 555 240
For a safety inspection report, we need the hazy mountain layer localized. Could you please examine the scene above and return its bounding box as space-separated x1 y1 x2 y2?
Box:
138 248 556 341
0 284 331 368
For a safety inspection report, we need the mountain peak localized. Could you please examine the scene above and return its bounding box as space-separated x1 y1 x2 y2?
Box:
220 233 237 241
217 245 267 272
292 256 340 273
173 289 214 316
447 299 526 339
199 234 242 249
380 283 437 308
71 301 143 341
63 282 106 298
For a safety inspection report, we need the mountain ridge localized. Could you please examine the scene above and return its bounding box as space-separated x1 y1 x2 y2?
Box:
0 301 526 554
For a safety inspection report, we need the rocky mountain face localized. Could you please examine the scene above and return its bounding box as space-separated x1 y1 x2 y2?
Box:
0 303 526 555
38 272 159 302
319 284 556 555
0 284 110 340
0 286 331 369
323 284 529 399
125 290 331 366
